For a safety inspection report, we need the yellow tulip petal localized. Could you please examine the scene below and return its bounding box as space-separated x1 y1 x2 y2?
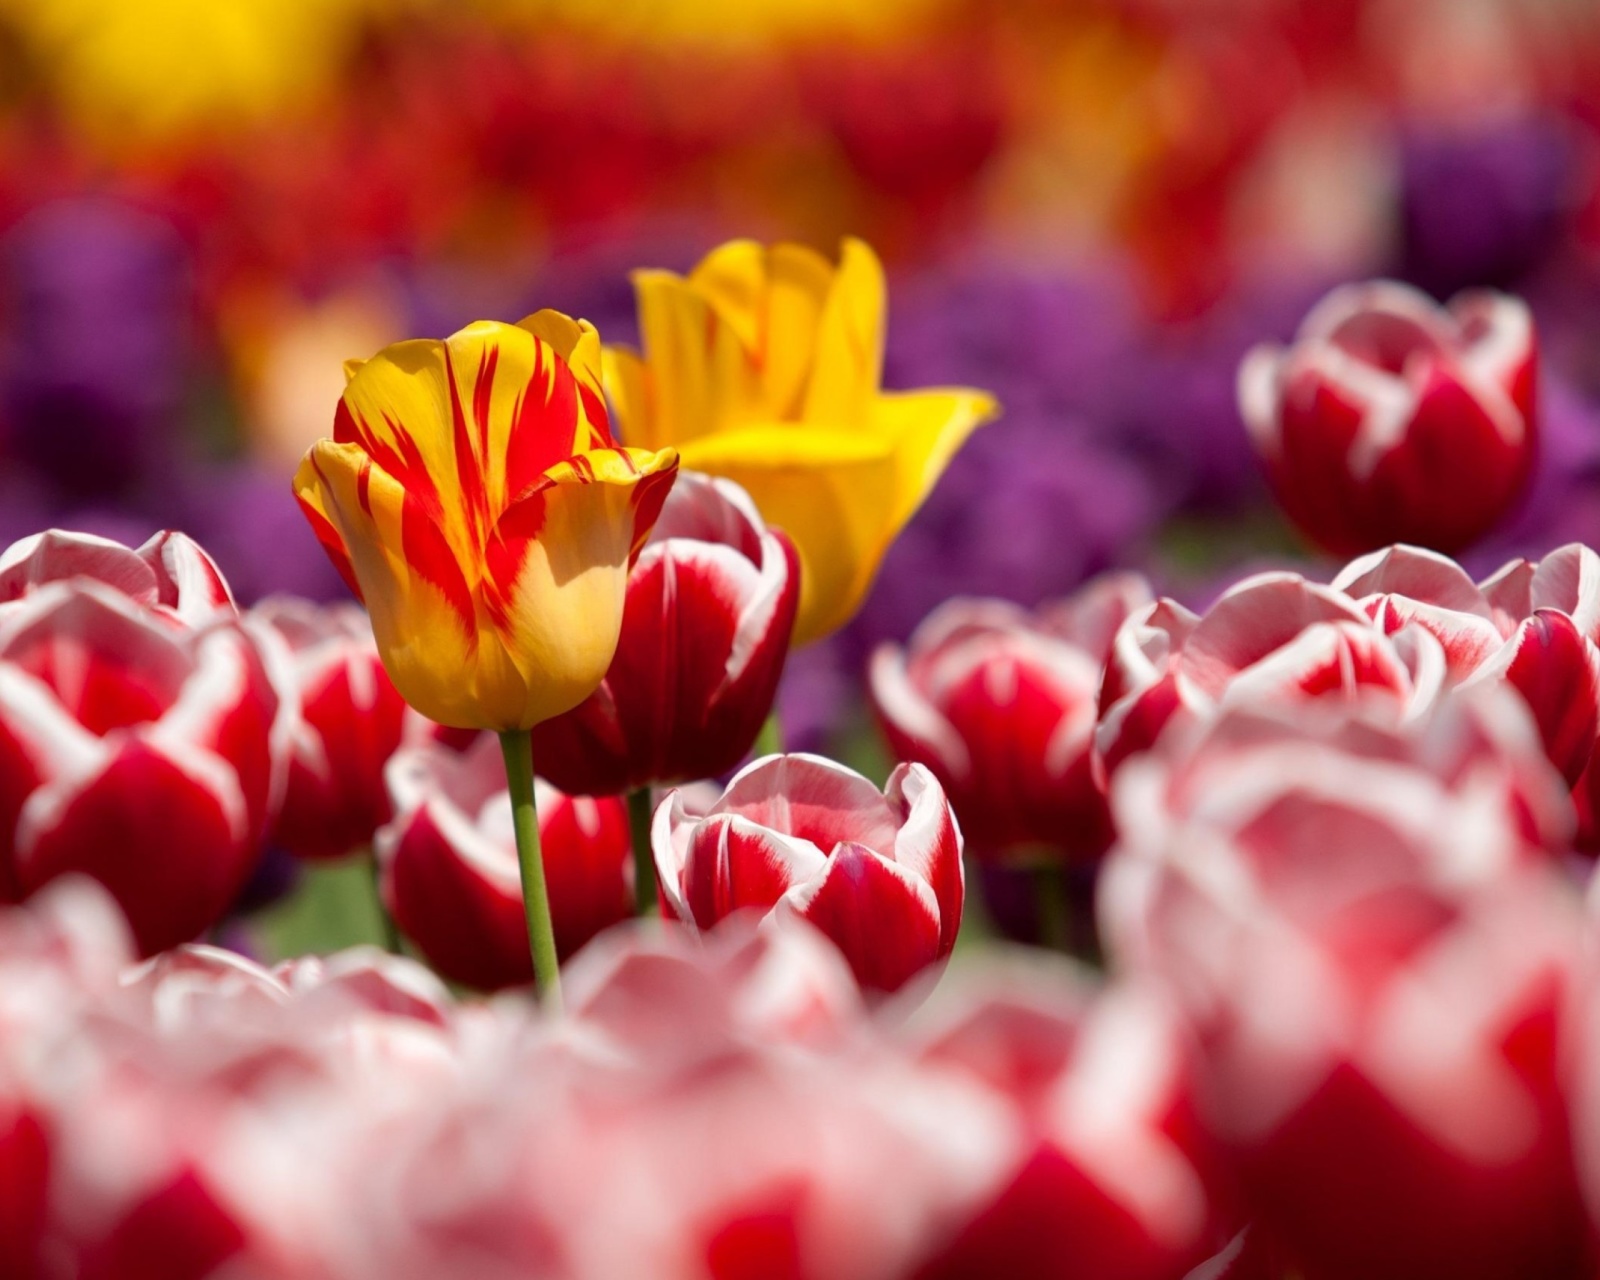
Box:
485 447 678 725
801 237 886 426
514 309 611 448
872 387 1002 528
294 441 511 729
339 321 599 562
676 426 899 646
602 344 655 450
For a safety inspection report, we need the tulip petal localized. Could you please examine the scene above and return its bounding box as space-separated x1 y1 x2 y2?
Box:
780 842 943 992
486 448 678 726
801 237 886 426
869 387 1001 533
715 753 902 854
15 737 249 955
886 763 964 957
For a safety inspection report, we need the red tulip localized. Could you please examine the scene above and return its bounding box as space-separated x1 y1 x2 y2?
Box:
1239 281 1536 555
1102 698 1587 1280
653 754 963 993
0 531 292 954
375 734 632 990
871 573 1150 861
531 472 799 795
1096 571 1445 778
253 597 413 861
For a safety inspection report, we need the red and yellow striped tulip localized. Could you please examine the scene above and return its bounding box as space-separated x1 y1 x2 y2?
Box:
604 238 998 645
294 312 679 732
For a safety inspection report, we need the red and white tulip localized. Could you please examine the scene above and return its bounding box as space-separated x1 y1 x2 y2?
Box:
1239 280 1537 555
531 472 799 795
0 531 292 954
375 734 632 990
871 573 1150 861
653 754 964 993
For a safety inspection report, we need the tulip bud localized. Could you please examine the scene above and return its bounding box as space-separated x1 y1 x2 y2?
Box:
531 473 799 795
1239 281 1536 555
375 735 631 990
871 573 1150 861
253 597 413 861
653 754 963 993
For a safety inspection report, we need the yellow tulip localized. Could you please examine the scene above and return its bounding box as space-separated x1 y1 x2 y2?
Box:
294 312 679 731
604 237 998 645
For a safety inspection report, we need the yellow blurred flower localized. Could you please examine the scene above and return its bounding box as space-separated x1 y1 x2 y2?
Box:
295 312 679 731
1 0 369 142
605 238 997 644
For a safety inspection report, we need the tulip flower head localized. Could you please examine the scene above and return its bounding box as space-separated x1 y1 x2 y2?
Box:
1239 280 1536 556
295 312 679 731
605 238 999 644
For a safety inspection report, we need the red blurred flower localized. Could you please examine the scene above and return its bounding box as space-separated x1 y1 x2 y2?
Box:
871 573 1150 861
0 531 292 954
1239 281 1537 555
375 734 632 990
1096 570 1445 778
253 597 413 861
532 472 799 796
653 754 963 993
1102 698 1588 1280
908 973 1233 1280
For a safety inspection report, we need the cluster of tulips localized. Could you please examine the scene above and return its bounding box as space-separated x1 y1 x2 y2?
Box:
2 232 1592 1279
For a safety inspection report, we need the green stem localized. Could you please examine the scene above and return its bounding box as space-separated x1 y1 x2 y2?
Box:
627 787 657 916
1032 861 1070 955
753 709 784 758
366 846 401 953
498 729 562 1010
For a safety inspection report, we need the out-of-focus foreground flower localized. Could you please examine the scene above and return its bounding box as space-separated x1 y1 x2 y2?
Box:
1239 281 1537 557
653 753 964 992
0 530 291 954
294 312 679 731
531 471 799 796
605 238 999 645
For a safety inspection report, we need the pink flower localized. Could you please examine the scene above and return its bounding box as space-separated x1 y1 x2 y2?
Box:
1239 281 1536 554
375 734 632 990
0 531 292 953
252 597 415 861
532 472 799 795
653 754 964 992
871 573 1150 861
1102 697 1587 1280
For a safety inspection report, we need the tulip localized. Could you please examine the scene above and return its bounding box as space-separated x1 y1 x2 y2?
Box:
652 753 963 992
1336 543 1600 789
531 472 799 796
605 238 998 644
1238 280 1536 555
0 531 291 954
294 311 678 732
1095 571 1445 778
296 310 678 1005
871 573 1150 861
1102 698 1587 1280
909 974 1232 1280
375 735 632 991
253 597 414 862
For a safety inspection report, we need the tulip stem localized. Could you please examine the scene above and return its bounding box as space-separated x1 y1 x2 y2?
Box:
753 710 784 757
498 729 563 1011
627 788 657 916
366 848 401 953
